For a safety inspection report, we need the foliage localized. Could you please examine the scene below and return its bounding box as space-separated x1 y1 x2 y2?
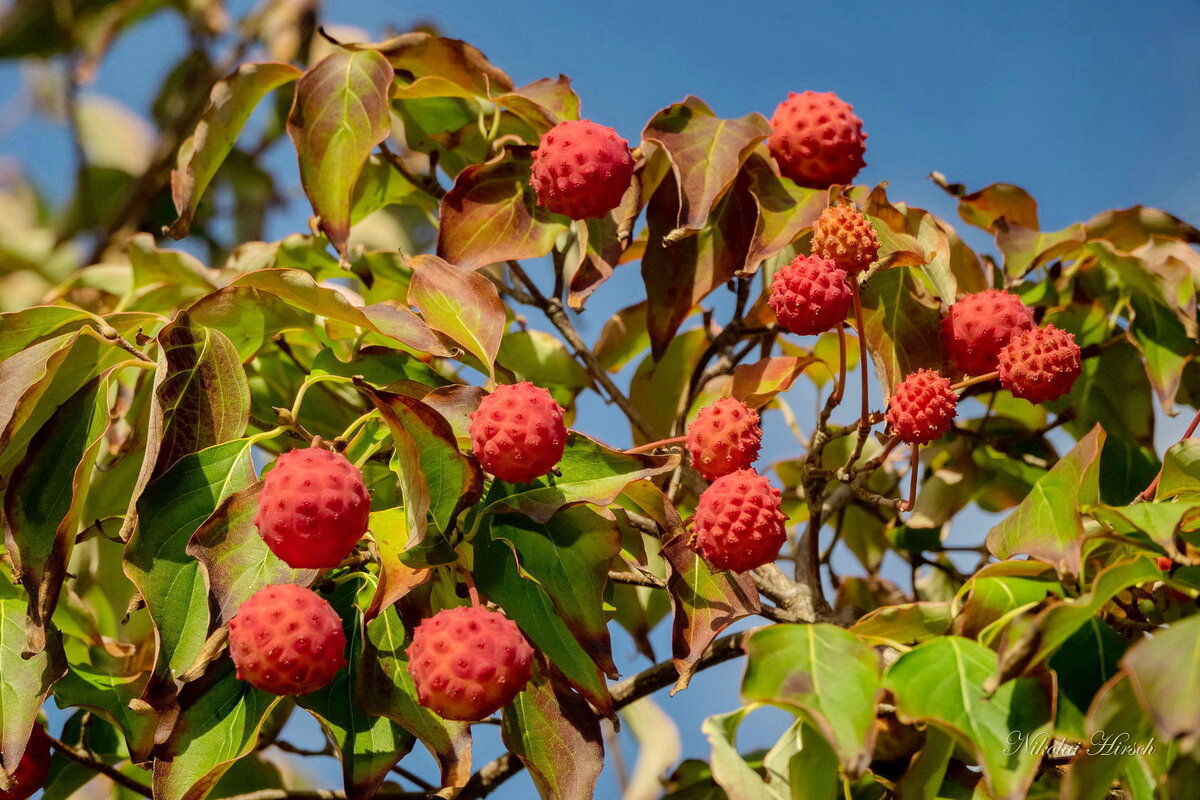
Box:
1 4 1200 800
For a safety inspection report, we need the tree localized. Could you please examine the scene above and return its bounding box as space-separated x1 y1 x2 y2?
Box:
1 3 1199 800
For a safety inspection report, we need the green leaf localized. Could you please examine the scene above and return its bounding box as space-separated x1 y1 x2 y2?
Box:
595 301 651 373
992 558 1159 685
168 62 302 237
349 31 514 96
1156 439 1200 500
763 720 840 800
629 328 708 443
123 438 256 695
702 709 783 800
436 151 568 269
4 375 108 651
0 307 96 361
849 601 953 647
884 636 1053 800
362 508 431 617
406 254 505 381
858 266 945 395
953 562 1063 640
0 571 66 775
986 424 1105 581
474 510 613 716
1127 295 1190 413
298 579 414 800
741 623 882 774
1122 613 1200 748
893 727 955 800
286 49 394 257
661 535 760 691
484 432 677 523
359 606 472 790
186 286 312 361
488 506 621 677
186 484 317 624
153 665 281 800
501 673 604 800
53 663 155 763
498 330 590 393
1049 619 1128 740
1059 674 1157 800
642 96 770 238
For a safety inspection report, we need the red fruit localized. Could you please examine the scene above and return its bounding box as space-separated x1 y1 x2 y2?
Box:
407 605 534 721
812 205 880 275
255 447 370 569
530 119 635 220
997 324 1082 404
0 725 50 800
228 584 347 696
768 255 853 335
686 398 763 482
941 289 1035 376
767 91 867 189
469 382 566 484
692 469 787 573
1157 556 1174 572
886 370 958 445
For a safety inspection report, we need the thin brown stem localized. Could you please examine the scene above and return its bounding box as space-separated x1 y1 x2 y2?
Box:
900 444 920 512
1138 406 1200 502
848 283 873 467
624 436 686 454
951 371 999 392
46 734 152 798
831 323 848 406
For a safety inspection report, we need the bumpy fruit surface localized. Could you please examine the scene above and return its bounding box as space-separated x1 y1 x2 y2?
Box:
812 205 880 275
469 382 566 483
0 725 50 800
692 469 787 573
767 91 867 188
255 447 370 569
886 369 957 445
941 289 1035 376
997 324 1082 403
229 584 347 696
530 119 635 219
768 254 853 335
407 605 534 721
686 398 763 482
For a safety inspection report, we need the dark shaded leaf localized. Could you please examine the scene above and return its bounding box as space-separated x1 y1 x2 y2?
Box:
501 673 604 800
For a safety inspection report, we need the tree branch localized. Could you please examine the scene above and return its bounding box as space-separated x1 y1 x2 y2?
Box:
46 734 152 798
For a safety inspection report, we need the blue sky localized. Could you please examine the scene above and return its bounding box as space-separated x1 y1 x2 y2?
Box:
3 0 1199 797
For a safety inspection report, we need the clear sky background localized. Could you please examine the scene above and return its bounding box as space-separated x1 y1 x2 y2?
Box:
2 0 1199 798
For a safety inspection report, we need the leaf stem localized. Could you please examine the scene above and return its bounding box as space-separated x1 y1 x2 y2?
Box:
1137 406 1200 502
623 435 686 454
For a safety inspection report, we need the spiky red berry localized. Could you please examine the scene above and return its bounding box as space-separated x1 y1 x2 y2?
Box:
692 469 787 573
767 91 867 189
407 605 534 721
886 370 958 446
941 289 1035 376
685 398 763 482
0 725 50 800
469 382 566 484
254 447 370 569
812 205 880 276
228 584 347 696
530 119 635 220
997 324 1082 404
768 254 853 335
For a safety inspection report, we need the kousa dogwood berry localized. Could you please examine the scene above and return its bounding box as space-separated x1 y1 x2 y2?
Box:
767 90 867 188
997 324 1082 403
685 398 763 481
530 119 635 219
811 205 880 275
941 289 1035 376
0 725 50 800
768 254 853 335
885 369 958 445
691 469 787 573
469 381 567 483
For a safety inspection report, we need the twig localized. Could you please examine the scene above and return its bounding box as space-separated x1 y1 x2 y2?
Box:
46 734 152 798
507 261 655 439
1137 406 1200 502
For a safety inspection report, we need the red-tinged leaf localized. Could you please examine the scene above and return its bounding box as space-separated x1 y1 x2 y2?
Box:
986 424 1105 582
286 49 394 257
499 75 580 129
858 265 946 395
475 510 613 717
996 221 1086 279
361 508 430 620
230 269 448 356
0 571 66 777
420 384 486 442
740 150 828 274
118 312 250 543
1122 614 1200 748
501 673 604 800
360 607 472 791
488 506 622 678
3 375 108 653
348 32 514 96
186 484 317 625
946 181 1041 232
185 285 312 361
436 151 568 269
563 214 623 310
407 254 506 381
641 170 757 358
661 536 760 692
730 356 821 409
168 62 302 238
641 96 770 238
1086 205 1200 250
484 432 677 524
